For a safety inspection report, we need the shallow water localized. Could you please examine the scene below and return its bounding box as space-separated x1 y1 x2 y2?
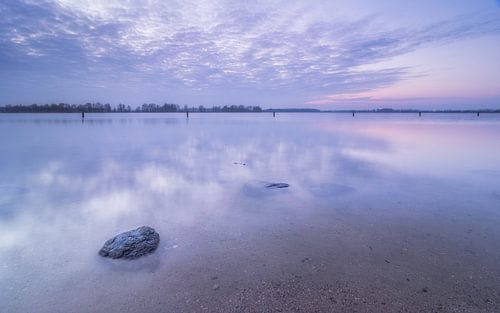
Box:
1 113 499 312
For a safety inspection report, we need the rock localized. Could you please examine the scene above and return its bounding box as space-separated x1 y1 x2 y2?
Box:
242 181 290 198
99 226 160 259
266 182 290 189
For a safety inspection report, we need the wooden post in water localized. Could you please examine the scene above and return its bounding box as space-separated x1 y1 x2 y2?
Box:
81 111 85 119
273 111 275 117
477 112 479 117
419 112 421 117
352 111 355 117
186 111 189 118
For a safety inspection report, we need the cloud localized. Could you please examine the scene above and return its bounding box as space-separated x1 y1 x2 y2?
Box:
0 0 499 102
305 94 468 105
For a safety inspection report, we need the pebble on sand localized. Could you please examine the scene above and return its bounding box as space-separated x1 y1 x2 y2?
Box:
266 182 290 189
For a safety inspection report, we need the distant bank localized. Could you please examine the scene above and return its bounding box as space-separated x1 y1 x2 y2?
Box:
264 108 500 113
0 103 499 113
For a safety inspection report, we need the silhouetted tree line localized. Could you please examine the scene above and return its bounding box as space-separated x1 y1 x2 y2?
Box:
211 105 262 112
4 104 494 114
0 103 263 113
0 102 122 113
133 103 262 112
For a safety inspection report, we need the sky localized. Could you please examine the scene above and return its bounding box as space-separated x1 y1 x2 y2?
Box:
0 0 499 109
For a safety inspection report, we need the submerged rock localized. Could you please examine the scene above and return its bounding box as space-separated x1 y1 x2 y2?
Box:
99 226 160 259
266 182 290 189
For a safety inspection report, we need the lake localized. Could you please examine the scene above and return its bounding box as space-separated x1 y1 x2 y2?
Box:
1 113 499 312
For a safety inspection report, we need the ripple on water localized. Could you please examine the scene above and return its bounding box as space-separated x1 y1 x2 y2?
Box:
308 183 355 197
0 185 29 218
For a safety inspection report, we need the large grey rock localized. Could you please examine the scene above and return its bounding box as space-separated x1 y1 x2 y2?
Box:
99 226 160 259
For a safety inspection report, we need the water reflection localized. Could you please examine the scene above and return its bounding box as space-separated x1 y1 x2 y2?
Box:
1 113 500 312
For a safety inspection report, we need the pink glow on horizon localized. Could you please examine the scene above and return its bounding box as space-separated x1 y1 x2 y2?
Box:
306 83 500 108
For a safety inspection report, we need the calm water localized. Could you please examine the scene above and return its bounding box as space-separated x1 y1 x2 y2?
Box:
1 113 499 312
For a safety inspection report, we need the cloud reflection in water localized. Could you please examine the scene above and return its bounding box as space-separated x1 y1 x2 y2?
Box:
1 113 500 313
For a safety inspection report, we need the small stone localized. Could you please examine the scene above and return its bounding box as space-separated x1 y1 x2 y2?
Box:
99 226 160 259
212 284 220 290
266 183 290 189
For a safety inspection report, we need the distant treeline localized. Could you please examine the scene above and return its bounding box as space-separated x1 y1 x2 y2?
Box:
1 103 498 113
263 108 321 112
0 103 263 113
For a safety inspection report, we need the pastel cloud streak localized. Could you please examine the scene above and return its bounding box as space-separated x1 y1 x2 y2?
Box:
0 0 499 108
